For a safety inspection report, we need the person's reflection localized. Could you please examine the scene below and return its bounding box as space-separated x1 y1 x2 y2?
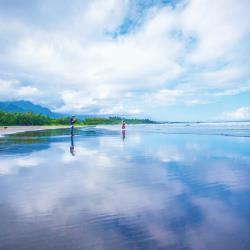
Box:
70 135 75 156
122 129 126 141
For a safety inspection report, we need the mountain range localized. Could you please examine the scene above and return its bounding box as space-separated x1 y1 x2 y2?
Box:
0 100 107 119
0 101 67 118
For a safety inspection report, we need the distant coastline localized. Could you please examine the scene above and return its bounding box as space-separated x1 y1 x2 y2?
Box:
160 120 250 124
0 110 157 127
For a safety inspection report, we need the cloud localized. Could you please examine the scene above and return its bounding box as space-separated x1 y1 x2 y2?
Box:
181 0 250 63
223 107 250 121
0 0 249 118
99 105 141 115
17 86 40 96
0 78 41 100
214 86 250 97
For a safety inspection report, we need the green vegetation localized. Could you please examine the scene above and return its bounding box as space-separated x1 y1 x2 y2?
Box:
83 117 156 125
0 111 156 126
0 111 67 126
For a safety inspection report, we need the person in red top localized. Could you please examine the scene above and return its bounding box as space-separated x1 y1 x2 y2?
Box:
121 120 126 130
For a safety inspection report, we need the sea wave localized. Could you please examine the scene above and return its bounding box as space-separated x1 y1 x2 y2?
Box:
94 122 250 137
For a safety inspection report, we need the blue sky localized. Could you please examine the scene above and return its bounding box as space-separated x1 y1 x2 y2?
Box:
0 0 250 121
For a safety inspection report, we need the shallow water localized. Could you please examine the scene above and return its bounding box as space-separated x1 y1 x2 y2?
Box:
0 124 250 250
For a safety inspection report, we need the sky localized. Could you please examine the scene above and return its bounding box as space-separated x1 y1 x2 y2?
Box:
0 0 250 121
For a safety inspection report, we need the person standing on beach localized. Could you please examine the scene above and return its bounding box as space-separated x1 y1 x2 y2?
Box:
70 115 77 136
121 120 126 130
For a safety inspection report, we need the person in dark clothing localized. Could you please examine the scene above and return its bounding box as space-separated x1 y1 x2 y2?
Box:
121 120 126 130
70 134 75 156
70 115 76 136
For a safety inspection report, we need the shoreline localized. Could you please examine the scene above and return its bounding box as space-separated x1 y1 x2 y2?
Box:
0 125 79 137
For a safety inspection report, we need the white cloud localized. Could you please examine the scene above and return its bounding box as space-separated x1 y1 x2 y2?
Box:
0 0 249 117
223 107 250 120
147 88 184 105
214 86 250 97
99 105 141 115
17 86 40 97
181 0 250 63
146 86 208 107
0 78 41 101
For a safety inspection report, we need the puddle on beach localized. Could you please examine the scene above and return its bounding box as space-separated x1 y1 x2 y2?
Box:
0 124 250 250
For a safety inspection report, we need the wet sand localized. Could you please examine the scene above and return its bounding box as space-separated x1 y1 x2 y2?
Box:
0 124 250 250
0 125 80 137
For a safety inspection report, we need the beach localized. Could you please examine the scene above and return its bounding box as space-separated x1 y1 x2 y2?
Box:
0 124 250 250
0 125 79 137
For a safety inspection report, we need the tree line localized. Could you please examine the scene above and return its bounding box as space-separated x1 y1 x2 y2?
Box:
0 111 156 126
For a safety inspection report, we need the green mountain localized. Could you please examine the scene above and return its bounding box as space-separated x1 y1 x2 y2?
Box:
0 101 114 119
0 101 156 122
0 101 60 117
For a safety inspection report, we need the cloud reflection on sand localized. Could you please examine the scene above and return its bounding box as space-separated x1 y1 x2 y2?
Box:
0 129 250 249
0 154 42 175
